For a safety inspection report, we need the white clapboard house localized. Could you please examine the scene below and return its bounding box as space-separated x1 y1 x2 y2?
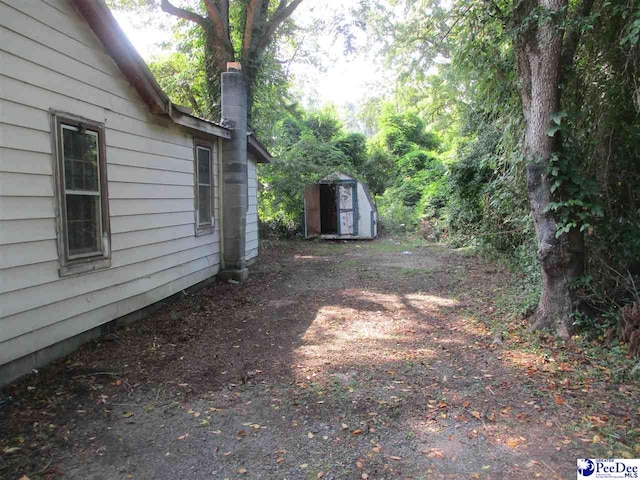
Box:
0 0 269 385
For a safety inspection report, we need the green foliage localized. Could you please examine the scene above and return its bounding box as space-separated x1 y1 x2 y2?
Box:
544 152 603 238
361 0 640 337
148 48 215 119
334 133 368 170
258 107 365 235
377 106 439 156
376 195 419 234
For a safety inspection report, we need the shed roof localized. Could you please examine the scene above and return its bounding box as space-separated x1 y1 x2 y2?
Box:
316 172 377 211
69 0 271 164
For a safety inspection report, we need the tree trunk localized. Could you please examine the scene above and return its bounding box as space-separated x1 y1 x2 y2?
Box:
515 0 586 339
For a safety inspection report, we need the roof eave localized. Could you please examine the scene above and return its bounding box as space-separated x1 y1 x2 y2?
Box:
247 134 272 163
170 106 231 139
70 0 232 141
70 0 170 116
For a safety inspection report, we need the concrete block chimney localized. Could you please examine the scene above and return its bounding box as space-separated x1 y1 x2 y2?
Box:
220 62 249 282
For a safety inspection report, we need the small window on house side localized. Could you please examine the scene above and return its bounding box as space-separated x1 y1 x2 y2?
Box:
53 113 111 276
195 142 214 234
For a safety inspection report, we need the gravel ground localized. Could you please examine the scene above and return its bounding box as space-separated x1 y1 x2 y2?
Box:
1 237 638 480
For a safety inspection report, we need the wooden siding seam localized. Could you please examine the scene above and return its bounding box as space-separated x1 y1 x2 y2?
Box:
111 220 195 234
0 250 220 319
39 0 70 17
0 92 196 152
0 23 121 81
1 262 219 344
112 237 219 254
0 49 146 108
0 1 108 55
0 170 52 178
0 193 54 198
0 237 56 248
0 232 218 290
108 180 193 188
106 197 193 202
0 215 55 221
110 209 194 219
0 120 52 138
106 161 195 176
106 143 192 163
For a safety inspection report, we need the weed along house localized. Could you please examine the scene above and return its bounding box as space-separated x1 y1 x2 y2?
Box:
0 0 270 385
304 173 378 240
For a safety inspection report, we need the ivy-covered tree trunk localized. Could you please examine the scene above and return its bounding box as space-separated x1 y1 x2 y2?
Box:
515 0 586 339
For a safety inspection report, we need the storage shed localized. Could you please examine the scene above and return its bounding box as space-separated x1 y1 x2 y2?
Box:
304 173 378 239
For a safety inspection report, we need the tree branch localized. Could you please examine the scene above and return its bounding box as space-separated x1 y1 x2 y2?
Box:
202 0 234 58
160 0 207 28
216 0 229 33
255 0 304 53
243 0 264 59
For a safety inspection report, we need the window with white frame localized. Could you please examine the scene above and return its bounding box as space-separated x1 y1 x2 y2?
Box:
53 113 111 275
195 142 214 233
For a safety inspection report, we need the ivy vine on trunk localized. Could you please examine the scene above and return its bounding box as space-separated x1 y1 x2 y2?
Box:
514 0 594 339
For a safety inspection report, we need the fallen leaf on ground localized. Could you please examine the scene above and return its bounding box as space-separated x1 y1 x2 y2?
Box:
352 429 363 435
177 433 189 441
238 467 247 474
423 448 445 459
123 412 134 418
506 437 524 448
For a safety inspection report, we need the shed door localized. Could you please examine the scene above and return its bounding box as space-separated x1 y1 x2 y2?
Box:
338 182 358 236
304 184 321 238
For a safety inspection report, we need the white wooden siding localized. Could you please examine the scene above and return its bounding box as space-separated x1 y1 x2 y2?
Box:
245 158 259 261
0 0 221 366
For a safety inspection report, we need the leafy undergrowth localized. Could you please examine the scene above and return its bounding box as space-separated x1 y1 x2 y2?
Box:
469 272 640 459
0 237 638 480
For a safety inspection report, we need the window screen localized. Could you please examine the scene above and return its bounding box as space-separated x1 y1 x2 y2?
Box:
53 113 110 276
196 145 212 227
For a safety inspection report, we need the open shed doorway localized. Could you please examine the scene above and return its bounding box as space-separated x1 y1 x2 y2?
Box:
320 183 338 234
305 173 377 240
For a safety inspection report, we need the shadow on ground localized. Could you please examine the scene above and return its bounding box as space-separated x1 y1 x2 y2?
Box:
1 238 638 479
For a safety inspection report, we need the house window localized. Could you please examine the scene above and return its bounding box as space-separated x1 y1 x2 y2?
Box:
53 113 110 276
195 142 214 234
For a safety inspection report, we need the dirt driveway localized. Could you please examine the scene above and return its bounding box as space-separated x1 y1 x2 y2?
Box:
1 238 638 480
